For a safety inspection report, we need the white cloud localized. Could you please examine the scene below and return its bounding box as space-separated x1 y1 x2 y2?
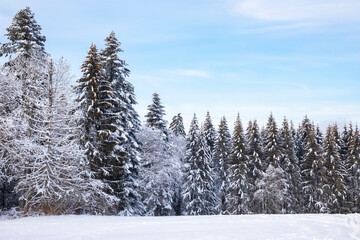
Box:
232 0 360 22
164 69 210 78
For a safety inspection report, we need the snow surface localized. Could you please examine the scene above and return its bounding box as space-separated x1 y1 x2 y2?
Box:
1 214 360 240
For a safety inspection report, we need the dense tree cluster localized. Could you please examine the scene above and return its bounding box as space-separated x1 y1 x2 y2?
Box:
1 7 360 217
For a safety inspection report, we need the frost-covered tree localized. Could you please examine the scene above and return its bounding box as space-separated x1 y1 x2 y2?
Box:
263 113 281 168
254 165 289 214
322 125 347 213
203 111 217 153
225 114 250 214
0 7 50 213
138 127 182 216
75 44 118 214
182 114 217 215
246 120 263 212
169 113 186 137
214 117 232 214
347 126 360 211
301 124 327 213
0 67 21 210
279 117 301 213
145 93 168 140
101 32 142 215
0 7 48 137
296 116 311 166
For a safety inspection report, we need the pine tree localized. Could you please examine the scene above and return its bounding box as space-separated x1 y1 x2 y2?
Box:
75 44 116 214
315 125 324 146
296 116 311 166
201 111 218 212
301 124 327 213
347 126 360 211
145 93 168 140
182 114 217 215
246 120 263 213
225 114 250 214
214 117 232 214
280 117 301 213
101 32 142 215
169 113 186 137
323 125 347 213
263 113 281 168
202 111 216 153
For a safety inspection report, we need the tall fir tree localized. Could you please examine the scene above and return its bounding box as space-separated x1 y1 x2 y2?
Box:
301 124 327 213
101 32 142 215
169 113 186 137
296 115 311 166
347 126 360 211
263 113 282 168
246 120 263 213
182 114 217 215
75 44 117 214
214 117 232 214
280 117 301 213
145 93 168 140
322 125 347 213
225 114 250 214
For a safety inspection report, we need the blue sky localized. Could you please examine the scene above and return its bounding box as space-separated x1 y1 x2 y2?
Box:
1 0 360 130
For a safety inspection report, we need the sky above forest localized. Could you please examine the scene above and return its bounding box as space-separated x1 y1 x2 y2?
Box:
1 0 360 130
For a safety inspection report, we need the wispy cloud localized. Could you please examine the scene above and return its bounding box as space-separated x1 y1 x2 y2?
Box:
163 69 210 78
231 0 360 22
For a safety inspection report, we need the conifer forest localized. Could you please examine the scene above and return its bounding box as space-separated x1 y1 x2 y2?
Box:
1 7 360 218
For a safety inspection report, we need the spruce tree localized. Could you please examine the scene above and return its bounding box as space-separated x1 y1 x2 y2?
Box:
263 113 281 168
296 116 311 166
145 93 168 140
347 126 360 211
101 32 142 215
323 125 347 213
202 111 216 153
225 114 250 214
75 44 117 214
280 117 301 213
182 114 217 215
301 124 327 213
214 117 232 214
169 113 186 137
246 120 263 213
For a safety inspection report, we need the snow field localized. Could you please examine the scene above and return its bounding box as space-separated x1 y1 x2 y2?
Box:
1 214 359 240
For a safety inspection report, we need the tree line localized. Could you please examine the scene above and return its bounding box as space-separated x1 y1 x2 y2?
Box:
0 7 359 217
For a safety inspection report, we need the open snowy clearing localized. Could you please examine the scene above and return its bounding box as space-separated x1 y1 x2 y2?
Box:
1 214 360 240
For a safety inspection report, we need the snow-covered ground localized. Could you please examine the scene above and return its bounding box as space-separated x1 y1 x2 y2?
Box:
1 214 359 240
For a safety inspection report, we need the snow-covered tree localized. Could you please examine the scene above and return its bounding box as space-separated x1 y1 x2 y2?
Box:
182 114 217 215
347 126 360 211
101 32 142 215
263 113 281 168
296 116 311 166
75 44 119 214
246 120 263 213
301 124 327 213
322 125 347 213
254 165 289 214
138 127 182 216
214 117 232 214
279 117 301 213
169 113 186 137
225 114 250 214
145 93 168 140
0 67 21 210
